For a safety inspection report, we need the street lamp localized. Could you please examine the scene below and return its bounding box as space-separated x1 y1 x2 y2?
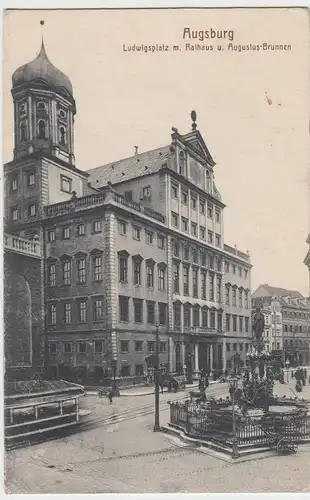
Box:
285 359 290 383
228 375 239 459
153 322 161 432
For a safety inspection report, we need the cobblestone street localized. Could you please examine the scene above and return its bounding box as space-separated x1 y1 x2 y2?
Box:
5 379 310 494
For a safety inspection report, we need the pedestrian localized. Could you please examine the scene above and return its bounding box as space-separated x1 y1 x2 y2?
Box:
108 390 113 404
198 371 204 392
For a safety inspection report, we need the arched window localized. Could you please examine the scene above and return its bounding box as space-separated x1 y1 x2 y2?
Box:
179 151 185 175
59 126 67 145
59 109 66 119
38 120 46 139
37 101 46 112
19 103 26 115
20 121 27 142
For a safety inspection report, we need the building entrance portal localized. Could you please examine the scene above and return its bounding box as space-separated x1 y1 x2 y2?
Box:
198 343 210 374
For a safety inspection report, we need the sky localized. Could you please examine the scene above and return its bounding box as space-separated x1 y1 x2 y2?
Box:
3 8 310 296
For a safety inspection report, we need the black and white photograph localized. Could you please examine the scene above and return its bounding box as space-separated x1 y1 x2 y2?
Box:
3 6 310 494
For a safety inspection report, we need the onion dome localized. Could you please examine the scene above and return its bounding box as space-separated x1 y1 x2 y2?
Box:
12 40 73 96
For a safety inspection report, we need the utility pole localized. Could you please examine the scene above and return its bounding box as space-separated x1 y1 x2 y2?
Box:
153 322 161 432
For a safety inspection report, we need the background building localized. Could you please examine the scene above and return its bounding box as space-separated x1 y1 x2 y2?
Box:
253 284 310 366
4 38 252 382
304 233 310 296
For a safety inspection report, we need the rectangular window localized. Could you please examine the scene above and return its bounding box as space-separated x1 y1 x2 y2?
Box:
118 220 127 235
232 288 237 306
209 273 214 301
135 341 143 352
239 289 243 308
78 342 87 354
192 268 198 297
119 256 128 282
92 220 102 233
225 286 230 305
208 231 213 244
159 303 167 325
209 255 214 270
62 226 70 240
210 310 215 328
200 226 205 239
119 296 129 322
147 301 155 324
217 313 222 331
171 212 179 227
199 199 205 214
95 340 104 353
12 207 18 221
244 269 248 279
191 222 197 236
133 226 141 240
49 304 57 325
93 256 102 281
158 267 166 290
77 299 87 323
207 205 213 218
232 265 236 274
191 196 197 210
233 316 237 332
173 241 180 257
64 342 72 354
28 204 37 217
135 364 144 376
28 173 35 187
48 229 56 242
226 314 231 331
215 211 220 223
49 342 57 355
225 261 229 273
226 343 231 352
158 235 165 249
245 317 249 332
146 265 154 288
48 264 56 287
245 291 249 309
146 231 154 245
215 234 221 247
183 245 190 260
133 261 141 285
134 299 143 323
60 175 72 193
173 303 181 327
239 316 243 332
121 340 129 352
193 307 200 327
216 276 222 302
202 308 208 327
171 184 178 198
148 342 155 353
181 190 188 205
77 259 86 284
239 267 242 277
76 223 86 236
124 190 133 201
192 248 198 264
184 306 191 328
121 365 130 377
201 272 206 299
239 343 243 352
11 178 18 191
182 218 188 232
233 343 237 352
160 342 167 353
93 299 104 321
183 266 189 295
62 261 71 285
64 302 71 324
173 263 180 293
142 186 151 198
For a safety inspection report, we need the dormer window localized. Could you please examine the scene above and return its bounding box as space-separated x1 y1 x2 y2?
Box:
59 126 67 145
37 101 46 112
38 120 46 139
20 121 27 142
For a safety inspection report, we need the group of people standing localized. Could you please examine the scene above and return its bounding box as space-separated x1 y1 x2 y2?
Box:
292 367 308 392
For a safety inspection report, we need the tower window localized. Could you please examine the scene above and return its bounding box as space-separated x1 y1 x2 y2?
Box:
38 120 46 139
59 109 66 118
11 207 18 221
37 101 46 112
19 103 26 115
27 172 35 186
20 121 27 142
59 126 67 145
28 204 37 217
60 175 72 193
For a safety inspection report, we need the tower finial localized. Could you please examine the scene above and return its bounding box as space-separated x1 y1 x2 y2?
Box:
191 110 197 130
40 20 45 44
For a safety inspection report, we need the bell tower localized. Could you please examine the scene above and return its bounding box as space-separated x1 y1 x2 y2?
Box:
11 21 76 166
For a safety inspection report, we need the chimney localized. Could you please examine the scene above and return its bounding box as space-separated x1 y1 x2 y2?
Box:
134 146 138 156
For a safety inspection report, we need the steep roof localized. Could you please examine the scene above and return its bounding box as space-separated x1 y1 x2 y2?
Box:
252 284 304 299
88 145 171 189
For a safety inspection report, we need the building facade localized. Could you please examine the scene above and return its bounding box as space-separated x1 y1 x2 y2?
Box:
4 38 252 382
253 284 310 366
304 233 310 297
